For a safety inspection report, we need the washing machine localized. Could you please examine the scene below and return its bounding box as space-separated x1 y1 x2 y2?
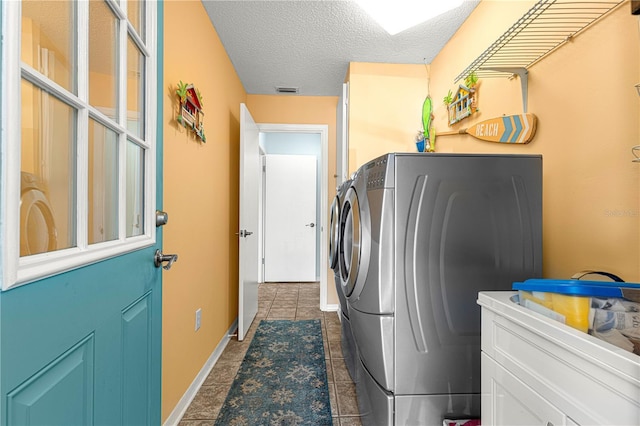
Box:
329 178 357 381
20 171 58 257
330 179 352 316
342 153 542 425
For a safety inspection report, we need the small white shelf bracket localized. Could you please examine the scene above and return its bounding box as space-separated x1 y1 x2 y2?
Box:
482 67 528 113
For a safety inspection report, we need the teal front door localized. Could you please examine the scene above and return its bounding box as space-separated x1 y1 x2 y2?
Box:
0 1 164 424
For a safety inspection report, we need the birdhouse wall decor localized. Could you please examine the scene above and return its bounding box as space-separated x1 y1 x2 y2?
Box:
444 72 480 126
176 81 206 142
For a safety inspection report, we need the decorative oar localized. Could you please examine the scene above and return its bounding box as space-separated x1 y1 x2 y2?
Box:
437 113 537 144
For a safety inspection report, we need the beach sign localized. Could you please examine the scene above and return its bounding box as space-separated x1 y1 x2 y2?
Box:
438 113 537 144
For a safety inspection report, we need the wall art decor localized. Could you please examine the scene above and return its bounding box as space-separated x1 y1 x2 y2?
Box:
444 72 479 126
176 81 206 142
437 113 537 144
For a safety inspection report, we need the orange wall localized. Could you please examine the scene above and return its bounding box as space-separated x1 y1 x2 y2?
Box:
346 63 430 172
162 0 246 420
246 94 339 305
346 2 639 281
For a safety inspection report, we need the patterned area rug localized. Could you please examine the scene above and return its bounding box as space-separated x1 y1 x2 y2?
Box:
215 319 333 426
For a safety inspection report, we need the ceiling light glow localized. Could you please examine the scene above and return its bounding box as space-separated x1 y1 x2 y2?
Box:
355 0 464 35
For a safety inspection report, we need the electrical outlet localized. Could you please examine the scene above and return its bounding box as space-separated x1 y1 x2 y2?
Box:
195 308 202 331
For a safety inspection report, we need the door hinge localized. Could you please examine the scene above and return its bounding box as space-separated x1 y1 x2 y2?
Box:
262 257 265 264
262 165 266 172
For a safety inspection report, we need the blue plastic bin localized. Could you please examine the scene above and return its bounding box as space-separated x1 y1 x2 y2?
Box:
512 279 640 332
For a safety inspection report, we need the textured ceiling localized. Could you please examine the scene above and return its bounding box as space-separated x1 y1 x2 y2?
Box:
202 0 480 96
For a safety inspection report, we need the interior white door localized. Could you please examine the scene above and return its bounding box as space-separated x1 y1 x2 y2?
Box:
264 154 317 282
238 104 260 341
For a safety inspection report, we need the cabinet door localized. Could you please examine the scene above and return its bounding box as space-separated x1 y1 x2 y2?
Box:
482 354 572 426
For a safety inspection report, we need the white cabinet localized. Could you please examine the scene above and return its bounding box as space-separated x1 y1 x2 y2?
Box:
482 354 577 426
479 291 640 426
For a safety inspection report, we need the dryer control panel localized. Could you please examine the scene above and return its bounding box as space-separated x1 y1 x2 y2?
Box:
365 154 394 190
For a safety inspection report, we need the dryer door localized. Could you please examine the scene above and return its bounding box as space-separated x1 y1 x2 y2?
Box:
339 187 361 297
328 195 340 271
20 186 57 256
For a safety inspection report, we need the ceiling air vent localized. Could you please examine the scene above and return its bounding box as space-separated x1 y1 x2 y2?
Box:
275 86 299 94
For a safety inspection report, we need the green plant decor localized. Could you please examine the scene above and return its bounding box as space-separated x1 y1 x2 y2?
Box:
196 88 204 107
176 80 188 104
443 89 453 106
465 71 478 88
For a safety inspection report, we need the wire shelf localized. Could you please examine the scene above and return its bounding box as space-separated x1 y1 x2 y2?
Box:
454 0 625 83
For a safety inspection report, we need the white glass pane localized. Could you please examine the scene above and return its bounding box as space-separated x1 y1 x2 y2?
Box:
126 141 144 237
128 0 145 42
127 37 145 139
21 0 75 93
21 79 76 256
88 119 119 244
89 0 118 116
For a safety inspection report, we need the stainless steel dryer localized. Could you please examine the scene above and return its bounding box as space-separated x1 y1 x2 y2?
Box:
343 153 543 425
330 178 357 381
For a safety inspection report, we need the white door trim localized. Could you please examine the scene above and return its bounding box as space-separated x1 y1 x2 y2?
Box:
337 82 349 185
257 123 330 311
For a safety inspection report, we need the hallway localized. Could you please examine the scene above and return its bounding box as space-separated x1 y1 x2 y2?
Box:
178 282 362 425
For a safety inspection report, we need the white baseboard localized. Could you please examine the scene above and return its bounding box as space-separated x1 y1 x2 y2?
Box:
323 303 339 312
163 318 238 426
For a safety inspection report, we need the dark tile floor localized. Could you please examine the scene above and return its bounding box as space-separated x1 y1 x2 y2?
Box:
179 282 362 426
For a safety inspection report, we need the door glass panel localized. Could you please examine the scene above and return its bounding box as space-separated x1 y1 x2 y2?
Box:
88 119 119 244
126 141 144 237
340 190 360 296
128 0 145 42
20 79 76 256
9 0 156 287
89 0 118 116
127 37 145 139
21 0 75 93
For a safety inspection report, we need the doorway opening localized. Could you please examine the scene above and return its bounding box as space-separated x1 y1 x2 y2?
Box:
256 124 330 310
